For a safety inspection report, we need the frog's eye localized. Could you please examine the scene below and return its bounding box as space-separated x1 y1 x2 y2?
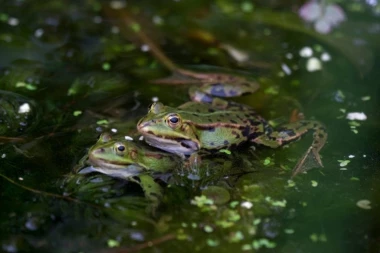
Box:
167 114 181 128
115 143 126 155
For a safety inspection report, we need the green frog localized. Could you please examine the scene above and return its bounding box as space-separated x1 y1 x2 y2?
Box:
77 133 182 212
137 82 327 175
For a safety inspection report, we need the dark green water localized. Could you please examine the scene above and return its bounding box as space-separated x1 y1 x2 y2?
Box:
0 1 379 253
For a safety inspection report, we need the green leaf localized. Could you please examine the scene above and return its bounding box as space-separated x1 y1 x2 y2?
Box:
73 110 82 117
219 149 231 155
107 239 119 248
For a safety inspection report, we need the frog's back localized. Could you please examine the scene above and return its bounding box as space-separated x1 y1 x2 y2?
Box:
181 109 267 151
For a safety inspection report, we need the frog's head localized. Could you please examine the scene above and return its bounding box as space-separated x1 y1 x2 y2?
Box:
88 133 140 169
137 102 200 155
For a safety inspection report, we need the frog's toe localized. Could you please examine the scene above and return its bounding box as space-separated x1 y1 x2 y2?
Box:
312 148 323 167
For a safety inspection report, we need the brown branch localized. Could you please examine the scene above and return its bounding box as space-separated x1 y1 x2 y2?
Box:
104 7 179 72
0 136 26 143
0 173 98 208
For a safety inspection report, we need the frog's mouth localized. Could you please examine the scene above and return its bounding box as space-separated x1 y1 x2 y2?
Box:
142 134 199 156
78 164 143 179
87 152 144 178
88 154 127 169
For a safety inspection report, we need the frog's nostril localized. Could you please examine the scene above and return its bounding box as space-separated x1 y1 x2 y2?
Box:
95 148 105 153
137 121 150 130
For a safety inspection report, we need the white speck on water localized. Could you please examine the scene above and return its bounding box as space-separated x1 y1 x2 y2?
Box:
222 44 249 63
2 153 6 158
34 28 44 38
356 199 371 210
363 154 367 157
348 155 355 158
299 47 313 57
18 103 31 114
93 16 102 24
281 63 292 75
285 53 293 59
124 136 133 141
18 177 24 181
152 96 159 102
241 201 253 209
110 0 126 9
111 128 118 133
141 44 150 52
346 112 367 121
306 57 322 72
25 219 38 231
321 52 331 61
152 15 163 25
366 0 377 6
111 26 120 34
8 17 19 26
130 232 145 241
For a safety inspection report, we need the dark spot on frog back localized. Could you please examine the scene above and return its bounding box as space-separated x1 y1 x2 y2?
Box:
318 133 325 138
248 119 262 126
241 125 251 137
208 127 216 132
231 130 240 138
279 129 297 137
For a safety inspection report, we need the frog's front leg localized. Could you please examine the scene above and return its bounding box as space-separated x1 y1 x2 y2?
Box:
253 120 327 172
132 174 163 215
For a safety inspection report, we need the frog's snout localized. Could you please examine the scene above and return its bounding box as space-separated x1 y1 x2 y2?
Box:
137 119 154 132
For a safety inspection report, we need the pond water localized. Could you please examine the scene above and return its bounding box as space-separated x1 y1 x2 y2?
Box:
0 1 379 253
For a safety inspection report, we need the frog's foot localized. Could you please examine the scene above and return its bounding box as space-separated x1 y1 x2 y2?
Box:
253 120 327 176
291 145 323 178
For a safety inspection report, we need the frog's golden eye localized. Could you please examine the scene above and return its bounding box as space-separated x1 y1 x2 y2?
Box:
115 143 126 155
167 114 181 128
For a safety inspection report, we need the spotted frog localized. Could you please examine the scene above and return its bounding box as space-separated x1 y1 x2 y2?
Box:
77 133 181 212
137 82 327 175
